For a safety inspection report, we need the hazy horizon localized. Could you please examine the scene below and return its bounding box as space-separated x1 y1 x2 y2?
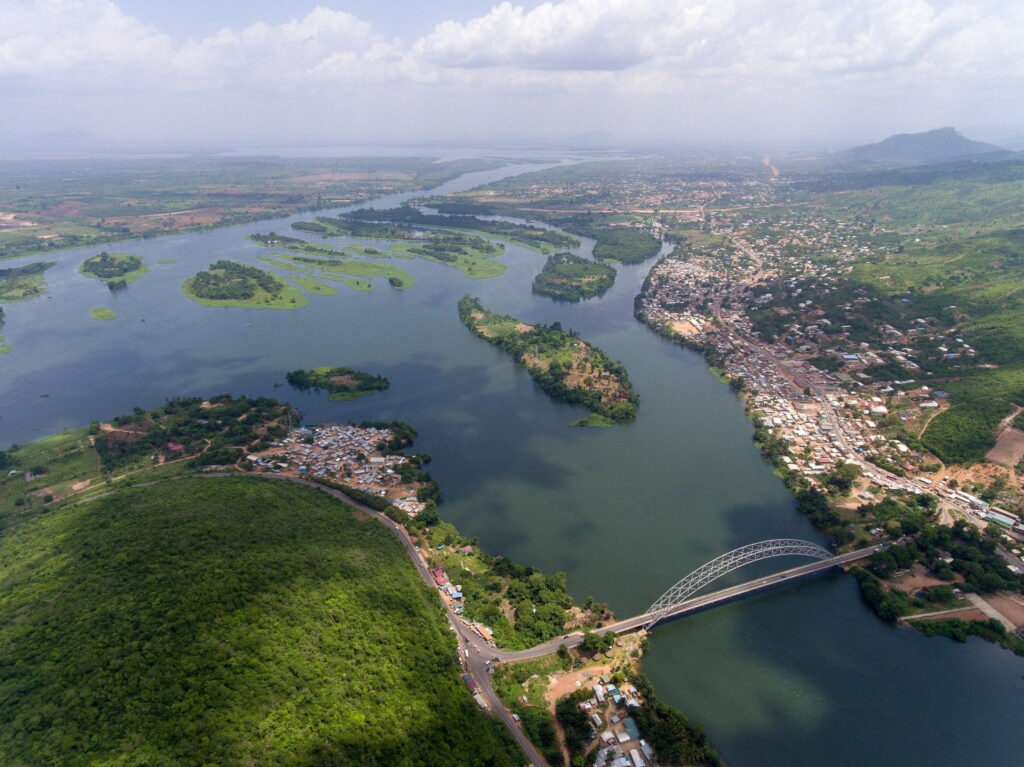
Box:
3 1 1024 151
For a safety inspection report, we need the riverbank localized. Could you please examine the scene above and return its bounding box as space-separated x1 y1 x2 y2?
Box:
634 254 1024 654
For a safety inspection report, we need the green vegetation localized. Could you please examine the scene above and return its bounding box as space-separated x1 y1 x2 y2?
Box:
532 252 616 301
89 307 116 320
92 394 296 471
911 617 1024 656
458 296 639 421
291 275 337 295
0 261 54 302
182 259 307 309
491 656 564 764
287 254 415 288
569 413 616 428
285 366 389 401
0 476 522 766
79 251 146 287
553 217 661 264
921 398 1014 464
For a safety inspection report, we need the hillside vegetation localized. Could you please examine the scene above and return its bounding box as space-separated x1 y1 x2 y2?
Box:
0 476 522 767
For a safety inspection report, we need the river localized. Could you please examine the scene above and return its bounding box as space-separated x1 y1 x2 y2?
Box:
1 160 1022 766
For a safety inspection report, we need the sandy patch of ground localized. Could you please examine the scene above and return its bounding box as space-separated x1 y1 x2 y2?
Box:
983 593 1024 628
71 479 92 492
887 563 958 595
987 427 1024 467
544 665 613 713
670 319 700 336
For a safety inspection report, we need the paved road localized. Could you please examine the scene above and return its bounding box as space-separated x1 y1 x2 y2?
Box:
200 474 882 766
494 544 883 662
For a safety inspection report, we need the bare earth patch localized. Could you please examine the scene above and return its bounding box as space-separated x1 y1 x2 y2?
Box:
887 563 959 595
983 593 1024 628
913 608 988 623
986 427 1024 467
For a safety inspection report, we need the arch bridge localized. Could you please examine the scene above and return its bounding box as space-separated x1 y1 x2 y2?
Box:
644 538 833 627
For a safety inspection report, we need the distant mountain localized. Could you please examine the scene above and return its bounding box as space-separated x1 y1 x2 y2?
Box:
836 127 1007 166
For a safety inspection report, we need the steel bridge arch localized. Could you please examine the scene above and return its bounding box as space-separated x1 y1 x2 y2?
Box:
645 539 832 627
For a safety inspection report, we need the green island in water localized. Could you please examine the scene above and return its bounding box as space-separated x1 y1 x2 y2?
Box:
79 251 147 290
459 295 639 422
89 307 116 320
0 261 55 303
182 259 307 309
285 366 390 400
533 252 617 302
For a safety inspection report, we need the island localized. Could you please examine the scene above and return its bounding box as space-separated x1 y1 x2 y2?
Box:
458 295 638 422
249 233 416 290
532 252 616 301
90 307 116 320
181 259 307 309
0 261 55 302
285 366 390 400
79 251 147 289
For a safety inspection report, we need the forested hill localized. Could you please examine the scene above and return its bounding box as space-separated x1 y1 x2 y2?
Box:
835 127 1006 166
0 477 521 767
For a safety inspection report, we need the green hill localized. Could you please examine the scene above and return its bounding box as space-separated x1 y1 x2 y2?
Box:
837 127 1006 166
0 476 520 767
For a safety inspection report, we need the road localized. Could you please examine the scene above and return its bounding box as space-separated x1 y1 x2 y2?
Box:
494 544 883 662
205 474 881 767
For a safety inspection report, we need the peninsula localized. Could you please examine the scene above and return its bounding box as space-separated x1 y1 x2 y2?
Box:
458 295 638 422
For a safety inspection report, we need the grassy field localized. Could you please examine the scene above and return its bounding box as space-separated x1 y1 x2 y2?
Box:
258 252 415 290
89 307 117 320
291 275 337 296
0 476 522 766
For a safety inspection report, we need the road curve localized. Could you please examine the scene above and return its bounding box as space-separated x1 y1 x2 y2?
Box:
201 474 882 766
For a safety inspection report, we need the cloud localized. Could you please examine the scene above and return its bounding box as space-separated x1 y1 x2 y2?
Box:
1 0 1023 143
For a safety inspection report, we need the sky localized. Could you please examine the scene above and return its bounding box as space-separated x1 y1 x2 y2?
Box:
2 0 1023 149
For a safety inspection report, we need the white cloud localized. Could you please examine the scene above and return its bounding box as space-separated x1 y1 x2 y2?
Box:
1 0 1023 142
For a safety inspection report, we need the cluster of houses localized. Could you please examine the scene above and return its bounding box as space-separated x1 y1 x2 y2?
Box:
257 423 426 516
568 676 658 767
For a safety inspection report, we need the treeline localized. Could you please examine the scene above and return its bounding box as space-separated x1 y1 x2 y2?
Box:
292 216 411 239
249 231 307 247
532 252 616 301
188 260 284 300
458 295 639 421
407 231 501 262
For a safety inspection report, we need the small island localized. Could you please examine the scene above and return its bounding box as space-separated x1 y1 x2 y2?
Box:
285 367 390 401
458 295 638 421
80 252 147 290
182 260 307 309
90 307 117 320
532 252 616 301
0 261 55 302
